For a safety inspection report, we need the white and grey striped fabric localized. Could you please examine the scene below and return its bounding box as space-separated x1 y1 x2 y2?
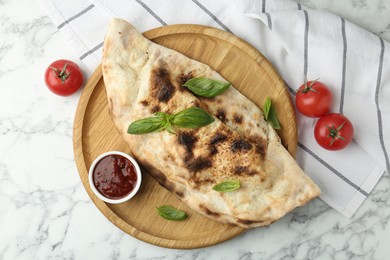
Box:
42 0 390 217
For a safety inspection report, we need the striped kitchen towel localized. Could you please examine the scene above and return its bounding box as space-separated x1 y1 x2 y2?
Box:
42 0 390 217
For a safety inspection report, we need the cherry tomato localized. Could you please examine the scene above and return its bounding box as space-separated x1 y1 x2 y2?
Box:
295 80 333 117
314 113 354 151
44 59 83 96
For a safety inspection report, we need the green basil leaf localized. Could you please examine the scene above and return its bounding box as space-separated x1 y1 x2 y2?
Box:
156 205 187 221
164 121 175 134
172 107 215 128
263 97 272 120
263 97 281 130
183 78 231 97
212 180 240 192
127 113 166 134
155 112 169 118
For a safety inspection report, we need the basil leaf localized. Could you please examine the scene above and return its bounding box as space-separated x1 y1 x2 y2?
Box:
183 78 231 97
172 107 215 128
263 97 272 120
127 114 166 134
212 180 240 192
156 205 187 221
164 121 175 134
263 97 281 130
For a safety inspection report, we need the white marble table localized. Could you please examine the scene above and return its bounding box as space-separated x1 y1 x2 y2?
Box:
1 0 389 259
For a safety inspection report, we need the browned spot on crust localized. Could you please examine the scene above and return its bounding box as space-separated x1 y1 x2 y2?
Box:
231 139 252 152
177 131 212 174
255 143 265 156
216 108 227 123
236 218 264 226
181 72 193 84
233 166 258 176
151 67 176 102
186 156 212 172
178 131 198 154
209 145 218 156
233 114 243 124
199 204 220 217
151 105 160 113
177 72 193 92
247 136 267 156
175 191 184 198
140 100 149 106
208 133 228 156
210 96 223 105
233 166 248 174
211 133 227 145
192 100 202 108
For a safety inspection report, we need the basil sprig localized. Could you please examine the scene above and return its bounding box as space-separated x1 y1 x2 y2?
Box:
156 205 188 221
212 180 240 192
183 78 231 97
263 97 281 130
127 107 214 135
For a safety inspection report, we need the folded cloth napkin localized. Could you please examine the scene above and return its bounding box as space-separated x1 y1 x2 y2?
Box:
42 0 390 217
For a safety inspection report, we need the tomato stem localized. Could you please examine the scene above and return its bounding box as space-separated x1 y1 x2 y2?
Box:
299 78 320 94
327 121 346 146
50 63 71 84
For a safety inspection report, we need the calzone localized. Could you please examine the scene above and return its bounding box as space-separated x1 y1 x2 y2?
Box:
102 18 320 228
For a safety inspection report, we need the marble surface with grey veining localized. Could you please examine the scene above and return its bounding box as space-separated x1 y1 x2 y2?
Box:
0 0 389 259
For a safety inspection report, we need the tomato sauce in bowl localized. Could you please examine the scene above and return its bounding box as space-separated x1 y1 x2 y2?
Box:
88 151 141 204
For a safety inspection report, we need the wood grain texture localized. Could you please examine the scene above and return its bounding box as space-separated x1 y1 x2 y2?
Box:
73 24 297 249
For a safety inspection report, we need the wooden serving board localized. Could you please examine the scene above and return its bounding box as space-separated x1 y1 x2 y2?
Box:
73 24 297 249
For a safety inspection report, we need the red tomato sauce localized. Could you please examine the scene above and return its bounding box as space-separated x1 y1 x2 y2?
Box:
92 154 137 199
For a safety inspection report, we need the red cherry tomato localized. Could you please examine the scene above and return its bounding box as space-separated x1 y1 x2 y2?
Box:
295 80 333 117
314 113 354 151
44 59 83 96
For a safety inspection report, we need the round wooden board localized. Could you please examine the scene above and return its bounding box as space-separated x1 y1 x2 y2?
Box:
73 24 297 249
